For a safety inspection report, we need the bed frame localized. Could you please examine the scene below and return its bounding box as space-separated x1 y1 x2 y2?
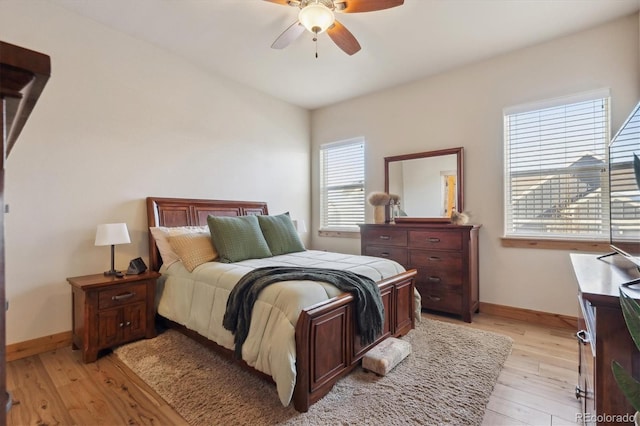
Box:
146 197 417 412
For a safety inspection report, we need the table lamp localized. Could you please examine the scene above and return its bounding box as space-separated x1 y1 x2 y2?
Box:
95 223 131 276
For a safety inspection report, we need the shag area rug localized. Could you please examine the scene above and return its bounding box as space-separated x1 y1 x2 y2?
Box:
114 318 512 425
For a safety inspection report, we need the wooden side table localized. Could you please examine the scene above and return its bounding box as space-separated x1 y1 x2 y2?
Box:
67 270 160 363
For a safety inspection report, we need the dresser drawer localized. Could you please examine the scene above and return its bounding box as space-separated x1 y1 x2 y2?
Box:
414 269 462 289
409 230 462 251
363 245 408 266
418 286 462 314
409 250 462 271
98 282 148 310
362 228 407 247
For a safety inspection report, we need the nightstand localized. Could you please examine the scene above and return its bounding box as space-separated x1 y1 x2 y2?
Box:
66 270 160 363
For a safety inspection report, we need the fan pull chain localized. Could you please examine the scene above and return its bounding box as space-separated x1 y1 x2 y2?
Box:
313 32 319 58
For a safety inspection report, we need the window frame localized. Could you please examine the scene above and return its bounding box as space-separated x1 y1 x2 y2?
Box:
502 89 611 251
319 137 366 235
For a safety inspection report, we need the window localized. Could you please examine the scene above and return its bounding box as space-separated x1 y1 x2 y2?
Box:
320 138 365 232
504 90 610 241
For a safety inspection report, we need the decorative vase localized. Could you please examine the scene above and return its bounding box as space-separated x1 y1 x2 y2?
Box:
389 201 396 224
374 205 385 224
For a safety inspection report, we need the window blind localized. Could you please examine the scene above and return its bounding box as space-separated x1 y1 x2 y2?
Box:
320 138 365 230
504 94 610 239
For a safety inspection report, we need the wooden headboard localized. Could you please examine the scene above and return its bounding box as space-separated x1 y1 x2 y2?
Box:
146 197 269 271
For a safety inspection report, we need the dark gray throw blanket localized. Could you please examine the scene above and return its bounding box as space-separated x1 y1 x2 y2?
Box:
223 266 384 358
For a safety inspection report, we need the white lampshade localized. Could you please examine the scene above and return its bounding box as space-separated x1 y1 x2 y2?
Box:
95 223 131 246
298 3 335 34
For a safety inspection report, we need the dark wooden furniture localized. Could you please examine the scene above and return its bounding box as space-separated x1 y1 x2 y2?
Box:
67 271 160 363
146 197 417 412
360 222 480 322
571 253 640 425
0 41 50 421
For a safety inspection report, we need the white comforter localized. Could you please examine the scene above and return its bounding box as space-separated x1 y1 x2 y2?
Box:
156 249 406 406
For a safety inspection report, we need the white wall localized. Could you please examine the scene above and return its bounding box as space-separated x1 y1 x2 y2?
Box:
0 1 310 344
311 14 640 317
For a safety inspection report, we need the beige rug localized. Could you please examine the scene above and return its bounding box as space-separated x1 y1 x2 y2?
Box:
114 318 512 425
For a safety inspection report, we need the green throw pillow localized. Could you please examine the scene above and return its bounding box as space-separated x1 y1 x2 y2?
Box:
207 215 272 263
258 213 306 256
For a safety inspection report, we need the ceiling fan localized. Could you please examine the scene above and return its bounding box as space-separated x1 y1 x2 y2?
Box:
265 0 404 56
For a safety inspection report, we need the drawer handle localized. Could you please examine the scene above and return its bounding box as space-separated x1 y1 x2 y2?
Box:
119 322 124 328
427 276 441 282
576 329 589 345
380 252 390 257
428 256 441 262
428 295 441 301
125 321 131 327
112 292 135 301
379 235 391 240
427 237 440 243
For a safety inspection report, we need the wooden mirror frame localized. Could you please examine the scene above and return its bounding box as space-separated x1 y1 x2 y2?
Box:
384 147 464 223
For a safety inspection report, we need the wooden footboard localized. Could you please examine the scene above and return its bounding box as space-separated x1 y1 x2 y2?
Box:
293 269 416 412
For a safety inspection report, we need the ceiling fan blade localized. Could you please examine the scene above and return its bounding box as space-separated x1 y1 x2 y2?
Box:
271 21 306 49
336 0 404 13
327 20 361 56
263 0 292 5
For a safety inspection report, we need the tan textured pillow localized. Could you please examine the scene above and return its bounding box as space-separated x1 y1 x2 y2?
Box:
150 226 208 267
168 232 218 272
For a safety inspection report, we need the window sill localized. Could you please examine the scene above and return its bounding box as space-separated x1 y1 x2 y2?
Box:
500 237 610 252
318 229 360 239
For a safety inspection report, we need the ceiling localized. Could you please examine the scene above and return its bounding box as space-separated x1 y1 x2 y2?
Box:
53 0 639 110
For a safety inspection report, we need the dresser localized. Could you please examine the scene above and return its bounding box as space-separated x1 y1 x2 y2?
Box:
571 253 640 425
360 223 480 322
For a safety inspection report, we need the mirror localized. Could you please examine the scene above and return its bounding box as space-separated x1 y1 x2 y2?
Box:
384 147 463 222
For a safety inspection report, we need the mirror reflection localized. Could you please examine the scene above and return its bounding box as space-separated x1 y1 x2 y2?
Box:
385 148 463 219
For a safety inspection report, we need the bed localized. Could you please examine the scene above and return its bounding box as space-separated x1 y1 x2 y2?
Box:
146 197 417 412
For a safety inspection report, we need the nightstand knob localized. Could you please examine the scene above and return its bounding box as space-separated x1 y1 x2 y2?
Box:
125 321 131 326
119 322 124 328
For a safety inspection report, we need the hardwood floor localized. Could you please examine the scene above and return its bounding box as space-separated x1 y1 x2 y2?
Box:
5 312 580 425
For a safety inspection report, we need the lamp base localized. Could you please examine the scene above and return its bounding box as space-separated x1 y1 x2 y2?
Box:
104 270 124 278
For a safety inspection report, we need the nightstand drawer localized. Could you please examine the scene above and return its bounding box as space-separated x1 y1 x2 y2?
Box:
408 230 462 251
98 282 147 310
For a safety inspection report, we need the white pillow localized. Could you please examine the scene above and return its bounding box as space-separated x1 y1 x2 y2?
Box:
149 226 209 267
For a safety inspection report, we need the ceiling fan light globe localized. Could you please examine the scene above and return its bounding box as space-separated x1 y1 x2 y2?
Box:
298 3 335 34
